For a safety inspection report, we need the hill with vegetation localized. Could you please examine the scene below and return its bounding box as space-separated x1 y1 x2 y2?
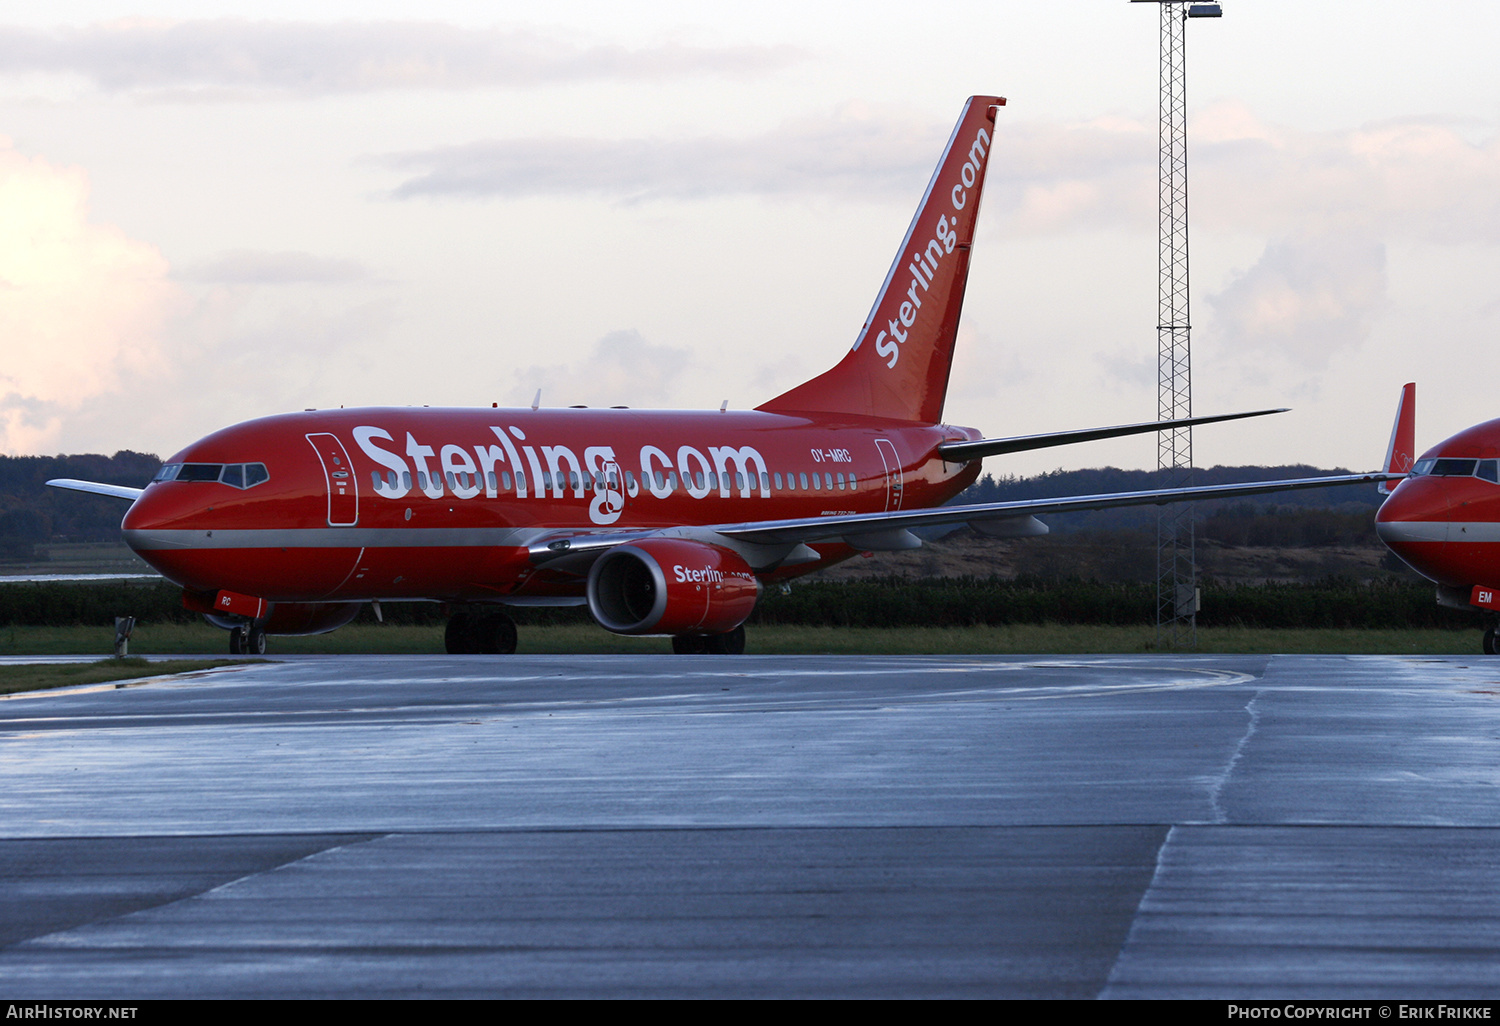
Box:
0 452 159 559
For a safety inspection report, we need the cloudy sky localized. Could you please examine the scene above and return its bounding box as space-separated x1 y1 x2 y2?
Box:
1 1 1497 475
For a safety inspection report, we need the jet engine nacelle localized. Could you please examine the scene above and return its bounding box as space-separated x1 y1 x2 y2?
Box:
204 601 362 636
587 539 760 635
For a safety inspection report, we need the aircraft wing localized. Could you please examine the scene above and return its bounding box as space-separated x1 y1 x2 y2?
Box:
0 573 160 583
46 479 144 501
936 408 1286 462
713 472 1397 546
528 471 1399 569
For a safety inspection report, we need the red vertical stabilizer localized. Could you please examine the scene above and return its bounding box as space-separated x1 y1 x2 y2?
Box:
1380 382 1416 494
756 95 1005 425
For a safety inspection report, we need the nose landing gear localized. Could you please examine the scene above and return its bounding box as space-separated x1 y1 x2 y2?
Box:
229 624 267 655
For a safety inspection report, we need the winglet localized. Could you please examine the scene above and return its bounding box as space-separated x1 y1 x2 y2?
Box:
1379 382 1416 495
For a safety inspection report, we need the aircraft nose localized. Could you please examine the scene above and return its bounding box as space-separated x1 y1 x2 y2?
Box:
121 483 189 533
1376 478 1448 534
1375 477 1453 581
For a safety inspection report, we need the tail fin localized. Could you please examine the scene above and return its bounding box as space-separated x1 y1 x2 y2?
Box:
757 95 1005 424
1379 381 1416 494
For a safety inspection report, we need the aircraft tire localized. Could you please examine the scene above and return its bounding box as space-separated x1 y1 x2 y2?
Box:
1485 627 1498 655
704 625 746 655
445 612 478 655
229 626 246 655
672 634 709 654
247 626 268 655
476 612 518 655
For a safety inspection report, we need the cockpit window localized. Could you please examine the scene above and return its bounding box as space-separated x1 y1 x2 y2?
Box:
1406 457 1499 483
152 462 270 489
1433 458 1478 477
176 463 223 482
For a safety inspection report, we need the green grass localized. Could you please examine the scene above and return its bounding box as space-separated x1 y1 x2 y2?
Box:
0 657 263 695
0 622 1483 656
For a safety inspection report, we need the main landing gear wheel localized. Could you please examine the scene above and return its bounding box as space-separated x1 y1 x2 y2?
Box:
672 625 746 655
445 610 518 654
229 625 246 655
1485 626 1499 655
671 634 708 654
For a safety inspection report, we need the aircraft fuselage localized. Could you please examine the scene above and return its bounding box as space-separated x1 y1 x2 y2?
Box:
122 407 983 604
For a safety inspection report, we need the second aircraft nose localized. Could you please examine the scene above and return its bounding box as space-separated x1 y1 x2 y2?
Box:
1375 476 1451 582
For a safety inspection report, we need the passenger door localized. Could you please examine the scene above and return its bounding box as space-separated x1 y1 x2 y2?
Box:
306 433 359 526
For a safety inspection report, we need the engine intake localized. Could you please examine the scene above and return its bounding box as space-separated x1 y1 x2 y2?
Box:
587 539 759 635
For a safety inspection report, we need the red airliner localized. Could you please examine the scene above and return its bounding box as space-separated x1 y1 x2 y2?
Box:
50 96 1391 655
1374 382 1500 653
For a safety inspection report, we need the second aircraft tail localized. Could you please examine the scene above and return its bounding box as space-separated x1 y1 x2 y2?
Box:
1380 381 1416 495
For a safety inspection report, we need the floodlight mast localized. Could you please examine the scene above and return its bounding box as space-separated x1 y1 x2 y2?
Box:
1133 0 1221 649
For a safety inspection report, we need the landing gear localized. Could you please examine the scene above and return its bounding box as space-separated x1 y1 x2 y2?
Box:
229 624 268 655
444 609 518 654
672 633 707 654
1485 625 1499 655
672 625 746 655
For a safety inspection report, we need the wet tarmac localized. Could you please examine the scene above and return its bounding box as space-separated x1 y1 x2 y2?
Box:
1 653 1497 998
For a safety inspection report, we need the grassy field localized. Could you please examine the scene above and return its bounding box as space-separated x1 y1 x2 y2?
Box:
0 621 1484 656
0 657 262 695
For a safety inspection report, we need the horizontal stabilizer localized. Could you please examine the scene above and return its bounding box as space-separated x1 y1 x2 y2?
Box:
46 479 144 501
937 408 1288 462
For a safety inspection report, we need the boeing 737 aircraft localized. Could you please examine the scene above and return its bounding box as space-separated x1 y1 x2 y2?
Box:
1374 383 1500 653
51 96 1392 654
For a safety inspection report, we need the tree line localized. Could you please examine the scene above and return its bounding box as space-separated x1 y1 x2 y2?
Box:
0 577 1473 631
0 452 160 557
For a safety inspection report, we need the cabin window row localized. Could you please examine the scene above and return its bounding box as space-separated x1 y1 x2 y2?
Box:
368 468 866 495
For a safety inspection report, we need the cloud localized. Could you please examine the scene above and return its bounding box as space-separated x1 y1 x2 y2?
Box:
981 103 1500 245
1205 233 1388 370
47 285 406 459
384 103 947 202
0 19 801 97
380 107 1158 208
478 100 1488 238
180 250 372 284
1192 103 1500 245
0 139 177 453
992 116 1156 234
511 330 695 409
